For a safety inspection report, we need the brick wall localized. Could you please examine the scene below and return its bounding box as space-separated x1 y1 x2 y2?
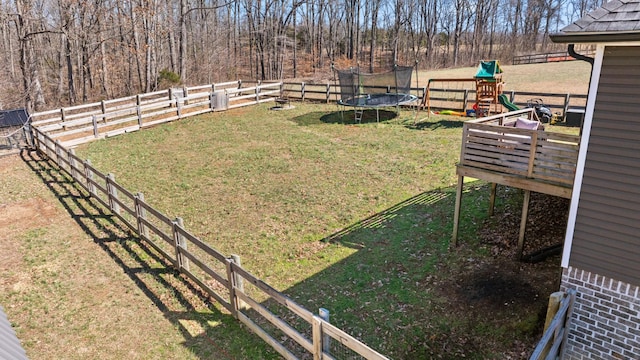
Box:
561 266 640 359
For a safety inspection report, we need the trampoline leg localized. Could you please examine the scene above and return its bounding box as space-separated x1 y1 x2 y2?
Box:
376 108 380 122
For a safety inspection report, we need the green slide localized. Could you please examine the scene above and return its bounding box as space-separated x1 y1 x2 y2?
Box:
498 94 519 112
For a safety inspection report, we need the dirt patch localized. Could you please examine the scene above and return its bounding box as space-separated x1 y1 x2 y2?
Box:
435 191 567 358
0 197 58 229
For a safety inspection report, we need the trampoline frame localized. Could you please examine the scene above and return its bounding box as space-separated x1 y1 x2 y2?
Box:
333 65 417 122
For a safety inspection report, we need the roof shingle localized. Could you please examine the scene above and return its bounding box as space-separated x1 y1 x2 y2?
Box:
551 0 640 42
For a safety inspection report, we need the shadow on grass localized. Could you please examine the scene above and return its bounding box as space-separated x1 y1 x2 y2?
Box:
277 182 560 359
273 186 481 359
21 149 278 360
409 118 466 130
291 109 399 126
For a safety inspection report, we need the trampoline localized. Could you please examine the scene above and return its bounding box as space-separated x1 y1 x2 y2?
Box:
334 65 418 122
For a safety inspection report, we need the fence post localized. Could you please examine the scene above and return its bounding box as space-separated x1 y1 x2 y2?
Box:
106 173 120 215
92 115 99 138
136 94 143 127
177 97 183 118
54 140 62 164
301 82 306 101
326 83 330 103
319 308 331 354
462 89 470 112
230 254 245 310
183 86 189 105
61 108 66 130
255 82 260 103
68 148 77 180
225 257 239 319
135 192 149 239
312 316 322 360
541 292 564 359
85 159 96 196
101 100 107 123
173 217 190 271
210 84 216 110
563 93 571 120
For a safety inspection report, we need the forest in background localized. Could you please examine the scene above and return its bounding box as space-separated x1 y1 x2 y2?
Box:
1 0 604 112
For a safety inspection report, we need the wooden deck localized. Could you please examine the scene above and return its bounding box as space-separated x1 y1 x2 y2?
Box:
452 108 581 258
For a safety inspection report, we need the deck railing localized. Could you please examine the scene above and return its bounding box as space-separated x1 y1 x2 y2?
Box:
458 108 580 198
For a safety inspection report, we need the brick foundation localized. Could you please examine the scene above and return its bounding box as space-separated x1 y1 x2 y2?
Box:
561 267 640 359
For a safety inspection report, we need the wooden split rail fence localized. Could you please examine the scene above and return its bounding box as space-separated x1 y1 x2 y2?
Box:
31 81 281 148
30 125 389 360
512 50 595 65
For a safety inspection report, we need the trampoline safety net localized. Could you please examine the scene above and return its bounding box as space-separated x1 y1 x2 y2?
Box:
335 66 415 107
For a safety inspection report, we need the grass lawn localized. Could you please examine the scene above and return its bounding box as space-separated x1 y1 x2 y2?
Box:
71 101 573 359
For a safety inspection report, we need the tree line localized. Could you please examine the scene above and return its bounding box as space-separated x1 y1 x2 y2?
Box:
0 0 602 112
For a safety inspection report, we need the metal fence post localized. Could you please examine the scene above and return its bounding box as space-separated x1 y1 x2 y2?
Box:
319 308 331 354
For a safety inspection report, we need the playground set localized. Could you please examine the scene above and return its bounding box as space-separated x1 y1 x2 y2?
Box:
421 60 557 123
422 60 505 118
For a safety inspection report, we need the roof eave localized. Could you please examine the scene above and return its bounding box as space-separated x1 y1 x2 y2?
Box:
551 31 640 44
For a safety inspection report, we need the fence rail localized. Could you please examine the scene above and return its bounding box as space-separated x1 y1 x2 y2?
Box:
30 125 389 360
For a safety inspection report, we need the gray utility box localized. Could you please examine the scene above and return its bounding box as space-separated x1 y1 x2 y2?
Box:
565 108 585 127
212 91 229 111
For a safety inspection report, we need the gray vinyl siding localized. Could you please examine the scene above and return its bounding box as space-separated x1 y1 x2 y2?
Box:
0 305 28 360
570 46 640 286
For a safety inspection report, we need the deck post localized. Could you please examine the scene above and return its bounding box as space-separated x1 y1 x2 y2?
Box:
489 183 497 216
452 175 464 247
517 190 531 259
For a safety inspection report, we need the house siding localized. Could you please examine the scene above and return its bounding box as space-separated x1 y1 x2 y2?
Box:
568 46 640 286
0 305 28 360
561 267 640 360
